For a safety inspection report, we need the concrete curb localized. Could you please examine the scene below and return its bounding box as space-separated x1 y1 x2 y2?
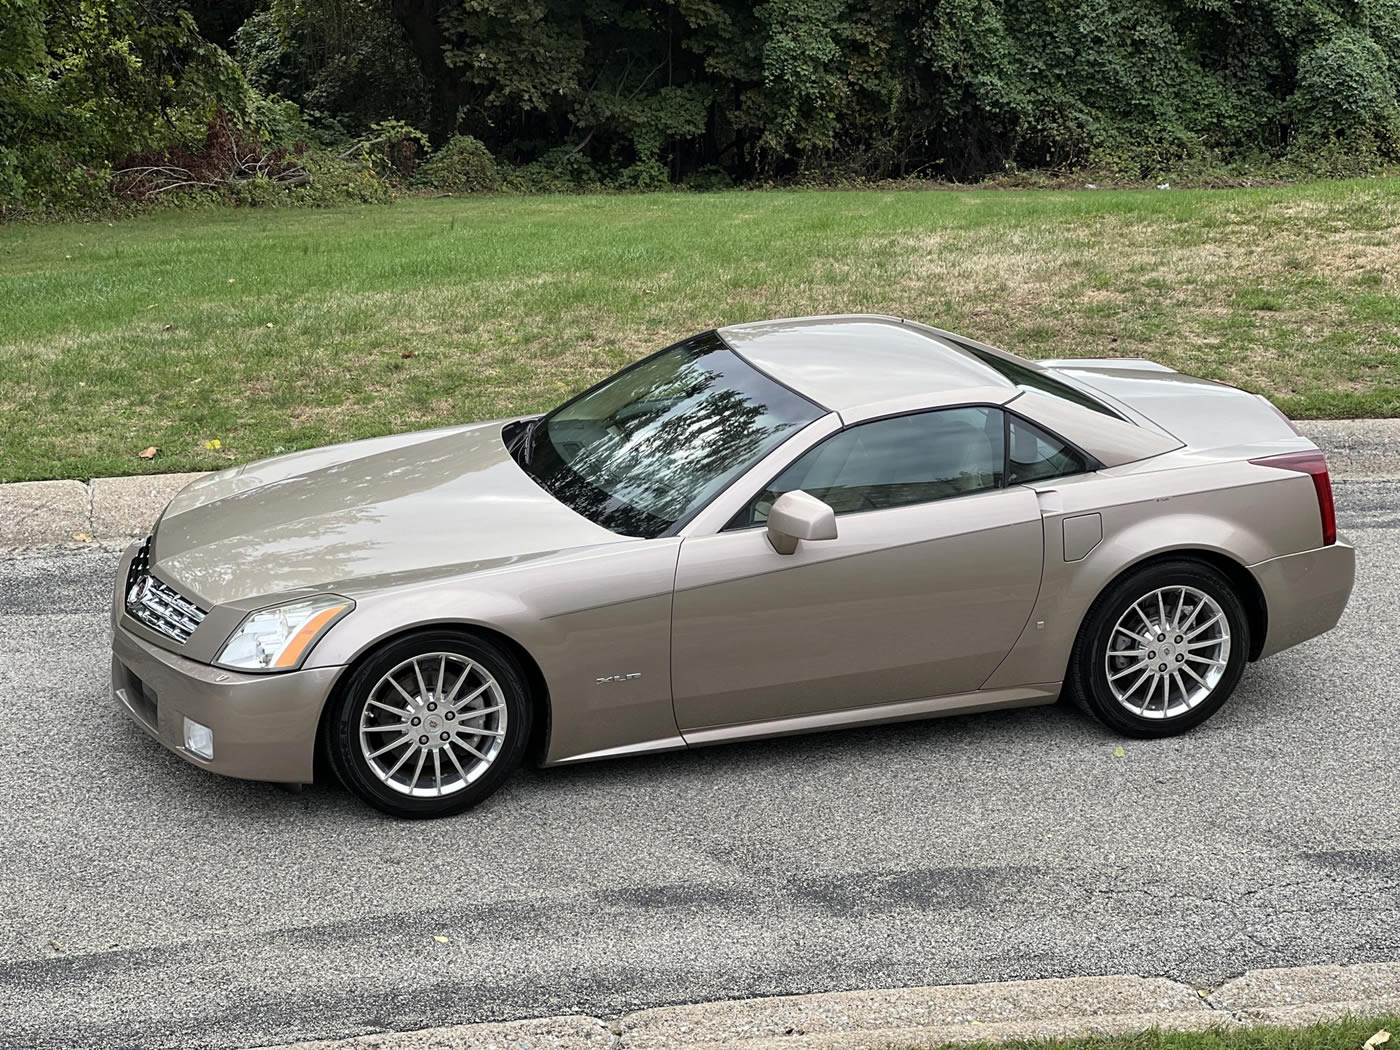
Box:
2 420 1399 554
0 471 208 551
254 962 1400 1050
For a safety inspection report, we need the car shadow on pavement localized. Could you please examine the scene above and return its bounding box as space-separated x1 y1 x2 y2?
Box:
97 673 1285 823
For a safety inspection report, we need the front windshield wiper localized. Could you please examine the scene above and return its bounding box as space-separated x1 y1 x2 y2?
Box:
517 415 543 466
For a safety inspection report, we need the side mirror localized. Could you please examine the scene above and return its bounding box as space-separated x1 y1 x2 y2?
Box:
765 490 838 555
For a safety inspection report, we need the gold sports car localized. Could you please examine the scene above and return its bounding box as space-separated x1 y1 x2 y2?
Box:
111 316 1355 817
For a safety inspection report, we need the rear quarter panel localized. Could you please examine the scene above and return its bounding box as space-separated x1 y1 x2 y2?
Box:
984 461 1321 689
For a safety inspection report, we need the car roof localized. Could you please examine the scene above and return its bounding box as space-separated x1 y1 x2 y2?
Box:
717 314 1018 415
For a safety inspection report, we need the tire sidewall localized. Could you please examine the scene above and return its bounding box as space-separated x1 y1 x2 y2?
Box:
1073 560 1250 737
328 631 532 818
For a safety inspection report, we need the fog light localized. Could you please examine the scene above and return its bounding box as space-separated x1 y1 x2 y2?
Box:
183 717 214 760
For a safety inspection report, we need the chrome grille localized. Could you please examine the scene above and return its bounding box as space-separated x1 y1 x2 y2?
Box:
125 538 207 644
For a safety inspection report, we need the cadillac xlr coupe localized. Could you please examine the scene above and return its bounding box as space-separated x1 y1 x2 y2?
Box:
112 316 1354 817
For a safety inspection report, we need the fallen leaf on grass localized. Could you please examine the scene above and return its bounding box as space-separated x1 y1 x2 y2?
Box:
137 446 158 460
72 533 92 543
264 322 274 329
432 935 450 944
1363 1031 1390 1050
163 324 172 331
203 439 222 450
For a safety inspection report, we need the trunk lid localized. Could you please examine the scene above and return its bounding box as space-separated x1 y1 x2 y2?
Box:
1043 359 1307 453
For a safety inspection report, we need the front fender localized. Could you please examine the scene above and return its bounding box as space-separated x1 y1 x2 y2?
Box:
303 540 684 766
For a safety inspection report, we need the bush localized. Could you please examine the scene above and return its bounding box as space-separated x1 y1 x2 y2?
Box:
1290 30 1400 152
16 144 115 216
680 165 734 191
250 93 314 150
0 149 24 218
610 159 671 191
503 146 604 193
112 110 310 203
297 149 397 205
414 135 498 192
344 119 430 182
232 4 429 140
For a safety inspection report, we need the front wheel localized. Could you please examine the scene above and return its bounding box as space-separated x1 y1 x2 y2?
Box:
1067 560 1250 737
327 631 533 818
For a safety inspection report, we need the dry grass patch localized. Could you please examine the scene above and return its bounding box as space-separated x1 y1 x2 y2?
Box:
858 201 1399 405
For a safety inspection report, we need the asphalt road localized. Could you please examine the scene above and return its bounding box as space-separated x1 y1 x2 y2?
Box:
1 480 1397 1050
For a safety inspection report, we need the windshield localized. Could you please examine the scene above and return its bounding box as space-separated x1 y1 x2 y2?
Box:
518 332 822 537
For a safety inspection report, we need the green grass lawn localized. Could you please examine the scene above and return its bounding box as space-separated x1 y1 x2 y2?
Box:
3 180 1400 482
911 1018 1397 1050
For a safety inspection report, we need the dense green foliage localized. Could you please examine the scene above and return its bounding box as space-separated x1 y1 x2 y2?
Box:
1 0 250 213
6 0 1400 215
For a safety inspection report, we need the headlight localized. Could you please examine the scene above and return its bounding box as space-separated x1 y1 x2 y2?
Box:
216 595 353 672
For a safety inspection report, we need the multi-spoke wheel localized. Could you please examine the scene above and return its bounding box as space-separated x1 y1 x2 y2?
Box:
1105 586 1232 719
1067 560 1249 737
327 631 532 818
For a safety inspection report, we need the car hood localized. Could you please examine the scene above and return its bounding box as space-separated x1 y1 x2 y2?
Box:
150 420 626 607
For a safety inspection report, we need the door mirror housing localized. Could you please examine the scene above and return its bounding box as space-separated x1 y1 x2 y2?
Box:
766 490 838 554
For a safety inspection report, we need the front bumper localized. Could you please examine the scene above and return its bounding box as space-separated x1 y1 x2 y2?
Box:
111 621 342 784
1251 536 1356 660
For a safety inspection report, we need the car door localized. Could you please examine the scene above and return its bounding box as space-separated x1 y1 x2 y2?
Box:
670 405 1045 732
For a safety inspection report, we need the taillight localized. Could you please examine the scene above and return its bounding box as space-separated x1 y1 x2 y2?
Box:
1249 451 1336 547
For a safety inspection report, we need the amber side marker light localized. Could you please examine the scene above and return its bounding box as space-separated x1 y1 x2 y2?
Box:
1250 450 1337 547
272 604 351 668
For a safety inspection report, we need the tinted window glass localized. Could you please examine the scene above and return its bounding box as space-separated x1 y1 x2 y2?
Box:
948 339 1124 419
739 406 1005 526
520 332 822 538
1007 414 1090 484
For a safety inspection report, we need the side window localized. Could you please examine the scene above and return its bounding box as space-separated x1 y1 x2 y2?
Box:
737 406 1005 526
1007 414 1090 484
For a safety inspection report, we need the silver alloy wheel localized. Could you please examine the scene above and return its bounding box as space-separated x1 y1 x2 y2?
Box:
1105 585 1231 719
358 653 508 797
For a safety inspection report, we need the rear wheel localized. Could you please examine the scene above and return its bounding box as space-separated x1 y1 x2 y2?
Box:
1067 560 1250 737
327 631 532 818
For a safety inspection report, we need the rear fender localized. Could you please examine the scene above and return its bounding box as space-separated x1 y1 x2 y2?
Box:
984 467 1316 689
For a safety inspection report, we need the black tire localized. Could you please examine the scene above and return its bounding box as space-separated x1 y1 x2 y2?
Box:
1066 559 1250 737
327 630 533 818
